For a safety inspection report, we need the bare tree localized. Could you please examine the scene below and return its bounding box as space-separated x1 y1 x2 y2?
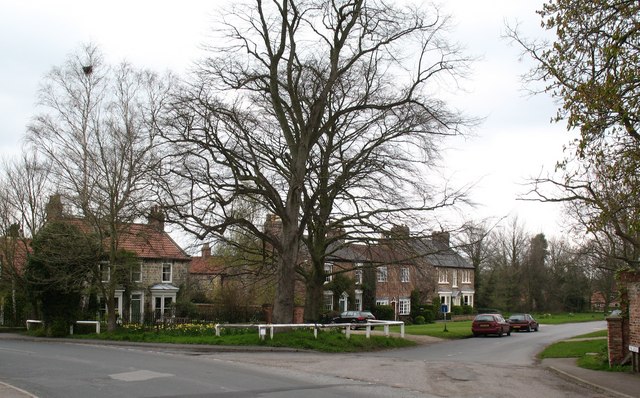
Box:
0 151 52 324
507 1 640 269
27 44 173 331
159 0 472 322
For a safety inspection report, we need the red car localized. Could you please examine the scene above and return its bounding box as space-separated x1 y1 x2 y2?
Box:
472 313 511 337
507 313 539 332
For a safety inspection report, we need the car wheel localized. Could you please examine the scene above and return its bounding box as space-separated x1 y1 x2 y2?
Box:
534 326 539 332
525 325 531 332
507 329 511 336
473 332 479 337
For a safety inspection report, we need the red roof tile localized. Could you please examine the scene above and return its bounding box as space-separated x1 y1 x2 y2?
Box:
190 255 225 275
64 218 190 261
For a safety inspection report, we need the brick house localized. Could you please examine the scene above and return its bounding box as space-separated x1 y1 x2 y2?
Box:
322 228 474 319
196 216 475 321
591 290 620 312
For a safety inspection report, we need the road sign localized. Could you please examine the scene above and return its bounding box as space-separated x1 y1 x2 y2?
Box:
441 304 448 313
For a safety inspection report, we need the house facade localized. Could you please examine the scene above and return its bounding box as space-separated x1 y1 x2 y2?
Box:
322 229 474 319
46 197 191 323
191 216 475 322
95 209 191 323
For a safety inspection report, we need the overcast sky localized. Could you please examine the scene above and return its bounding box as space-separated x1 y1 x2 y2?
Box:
0 1 574 241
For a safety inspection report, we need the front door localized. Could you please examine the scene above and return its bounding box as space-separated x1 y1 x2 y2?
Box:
339 292 349 312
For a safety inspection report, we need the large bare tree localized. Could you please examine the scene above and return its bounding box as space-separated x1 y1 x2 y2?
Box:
27 44 173 331
159 0 472 323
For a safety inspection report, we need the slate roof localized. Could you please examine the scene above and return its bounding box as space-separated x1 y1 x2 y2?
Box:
326 238 472 269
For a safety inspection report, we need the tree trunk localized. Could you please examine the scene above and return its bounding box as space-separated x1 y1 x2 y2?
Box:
271 219 300 324
106 295 117 332
303 268 325 322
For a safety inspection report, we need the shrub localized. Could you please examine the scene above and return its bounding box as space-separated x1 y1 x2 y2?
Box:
373 305 394 320
414 315 426 325
421 308 435 323
451 305 464 315
48 319 70 337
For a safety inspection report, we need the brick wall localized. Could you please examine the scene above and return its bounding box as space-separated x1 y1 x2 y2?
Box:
608 271 639 371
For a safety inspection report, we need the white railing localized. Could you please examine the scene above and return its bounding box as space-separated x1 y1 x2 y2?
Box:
26 319 101 335
25 319 404 340
214 320 404 340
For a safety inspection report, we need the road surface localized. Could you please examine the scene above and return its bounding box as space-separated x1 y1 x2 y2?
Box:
0 321 610 397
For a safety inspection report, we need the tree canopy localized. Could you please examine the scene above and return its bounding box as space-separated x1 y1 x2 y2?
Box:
159 0 472 322
509 0 640 268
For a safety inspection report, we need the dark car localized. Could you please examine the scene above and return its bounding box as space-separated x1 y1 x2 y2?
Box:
507 313 539 332
472 313 511 337
331 311 376 329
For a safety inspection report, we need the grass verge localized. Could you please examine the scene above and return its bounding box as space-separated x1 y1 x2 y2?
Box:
68 328 416 353
538 337 631 372
533 312 605 324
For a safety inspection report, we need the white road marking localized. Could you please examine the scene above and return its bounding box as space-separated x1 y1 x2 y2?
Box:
109 370 174 382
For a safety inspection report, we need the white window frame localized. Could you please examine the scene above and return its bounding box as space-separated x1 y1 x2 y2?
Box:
323 291 334 311
398 298 411 315
377 266 388 283
452 270 458 288
354 269 363 285
99 290 123 320
400 267 410 283
462 270 471 284
438 269 448 284
324 263 333 283
161 262 172 283
153 294 174 319
376 299 389 306
355 290 363 311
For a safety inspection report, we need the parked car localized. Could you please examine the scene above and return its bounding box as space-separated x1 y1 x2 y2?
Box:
472 313 511 337
507 313 539 332
331 311 376 329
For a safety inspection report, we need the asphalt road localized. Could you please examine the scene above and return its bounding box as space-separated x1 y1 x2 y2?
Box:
0 321 610 398
371 320 609 365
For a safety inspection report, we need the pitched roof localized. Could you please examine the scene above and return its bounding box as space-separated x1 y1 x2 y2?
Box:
65 218 190 261
326 238 472 269
410 238 473 269
117 223 190 261
190 254 226 275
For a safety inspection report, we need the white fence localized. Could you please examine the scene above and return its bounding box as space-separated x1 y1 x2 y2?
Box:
26 319 101 335
215 320 405 340
25 319 405 341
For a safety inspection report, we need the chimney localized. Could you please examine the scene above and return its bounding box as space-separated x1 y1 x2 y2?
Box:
46 194 63 222
432 231 450 247
201 243 211 258
148 206 165 231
